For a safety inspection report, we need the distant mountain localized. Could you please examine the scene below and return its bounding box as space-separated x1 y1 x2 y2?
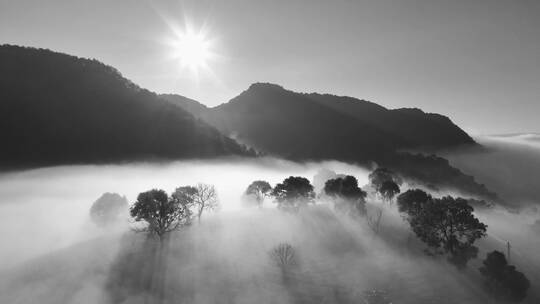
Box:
0 45 249 168
166 82 475 161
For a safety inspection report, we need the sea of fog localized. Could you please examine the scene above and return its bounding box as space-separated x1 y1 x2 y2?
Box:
0 158 370 268
0 135 539 304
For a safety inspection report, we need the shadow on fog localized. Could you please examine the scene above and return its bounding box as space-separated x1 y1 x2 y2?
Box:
102 207 494 304
1 153 540 303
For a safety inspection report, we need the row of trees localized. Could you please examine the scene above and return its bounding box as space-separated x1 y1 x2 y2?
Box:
89 169 399 230
244 174 368 215
244 177 316 212
129 184 218 240
89 169 531 302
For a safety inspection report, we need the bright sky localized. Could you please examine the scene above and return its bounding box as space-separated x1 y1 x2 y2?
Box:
1 0 539 134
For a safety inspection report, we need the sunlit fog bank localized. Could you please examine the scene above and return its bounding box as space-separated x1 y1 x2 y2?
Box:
443 134 540 209
1 154 540 304
0 157 369 268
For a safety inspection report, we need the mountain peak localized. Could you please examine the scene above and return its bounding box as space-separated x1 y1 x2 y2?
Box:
247 82 285 91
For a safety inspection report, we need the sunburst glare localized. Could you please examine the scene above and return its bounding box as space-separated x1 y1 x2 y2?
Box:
173 30 210 70
167 23 217 75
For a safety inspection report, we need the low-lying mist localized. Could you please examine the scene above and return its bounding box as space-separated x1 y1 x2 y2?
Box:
0 158 369 268
1 143 539 304
443 134 540 209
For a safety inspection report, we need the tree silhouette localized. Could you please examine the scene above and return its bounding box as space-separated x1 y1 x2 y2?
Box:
367 208 383 234
270 243 297 269
271 176 315 212
130 189 190 240
396 189 432 214
480 251 530 302
89 192 128 226
400 195 487 267
379 180 400 202
324 175 367 215
192 183 219 223
270 242 299 287
368 167 402 191
171 186 198 224
244 180 272 207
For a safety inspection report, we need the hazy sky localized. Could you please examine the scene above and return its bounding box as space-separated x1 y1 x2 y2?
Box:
1 0 539 134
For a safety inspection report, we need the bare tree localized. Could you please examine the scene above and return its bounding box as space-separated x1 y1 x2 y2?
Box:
193 183 219 223
270 243 297 270
367 208 383 235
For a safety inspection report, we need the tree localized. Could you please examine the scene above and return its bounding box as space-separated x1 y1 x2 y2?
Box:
171 186 198 224
379 180 400 202
368 167 402 191
130 189 190 240
324 175 367 215
270 243 298 269
403 195 487 267
271 176 315 212
367 208 383 234
396 189 432 214
89 192 128 226
397 190 486 267
480 251 530 302
244 180 272 207
192 183 219 223
312 168 345 194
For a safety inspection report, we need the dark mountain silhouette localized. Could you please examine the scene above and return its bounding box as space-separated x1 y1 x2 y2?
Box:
163 83 495 200
0 45 493 200
168 83 475 160
305 93 474 149
207 83 401 159
161 94 209 118
0 45 249 169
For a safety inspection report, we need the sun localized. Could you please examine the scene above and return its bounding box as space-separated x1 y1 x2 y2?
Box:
171 28 212 72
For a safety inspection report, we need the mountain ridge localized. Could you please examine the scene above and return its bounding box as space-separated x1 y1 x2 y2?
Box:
0 45 250 169
163 82 475 160
0 45 493 201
